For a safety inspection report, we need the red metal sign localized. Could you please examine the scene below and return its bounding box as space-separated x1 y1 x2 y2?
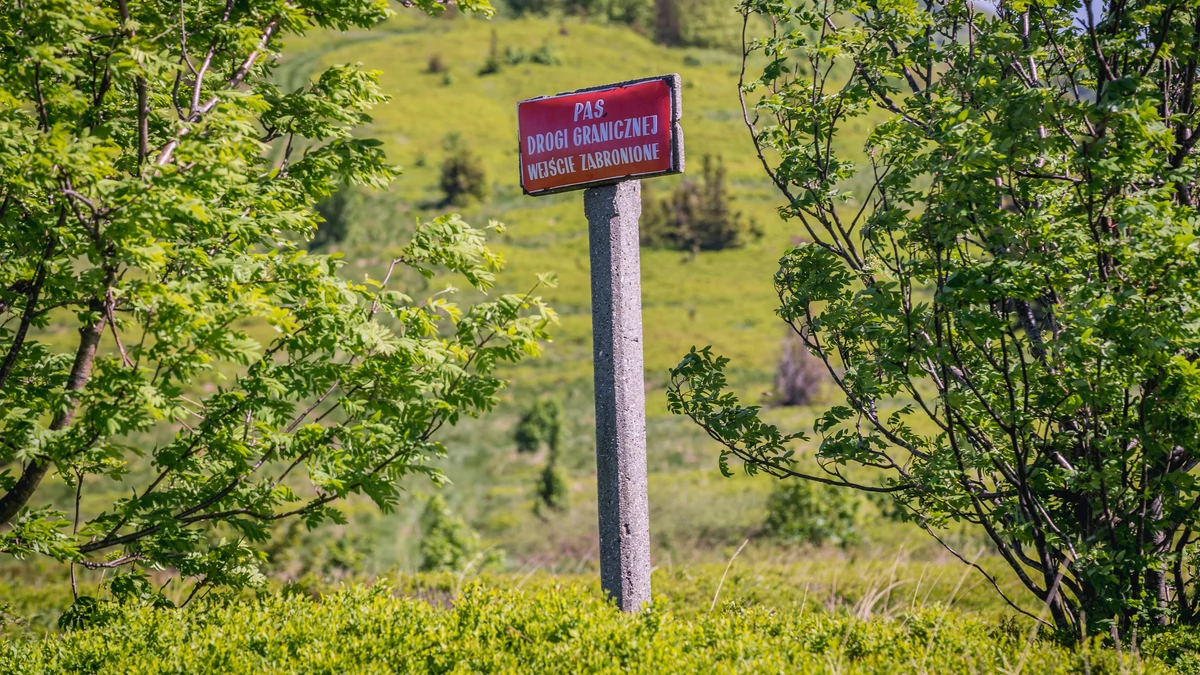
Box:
518 75 683 196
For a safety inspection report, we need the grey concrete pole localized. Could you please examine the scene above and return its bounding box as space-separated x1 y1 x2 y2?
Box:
584 180 651 613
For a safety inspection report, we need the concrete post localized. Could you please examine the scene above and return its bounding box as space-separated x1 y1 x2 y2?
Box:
584 180 651 612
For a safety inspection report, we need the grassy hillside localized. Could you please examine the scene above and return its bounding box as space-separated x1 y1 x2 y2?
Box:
279 12 875 395
248 12 962 581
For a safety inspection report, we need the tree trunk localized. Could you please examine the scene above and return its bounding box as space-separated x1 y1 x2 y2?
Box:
0 305 107 526
1147 495 1170 625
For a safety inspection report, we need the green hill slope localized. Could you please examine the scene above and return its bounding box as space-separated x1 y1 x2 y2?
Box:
280 13 869 397
257 13 943 576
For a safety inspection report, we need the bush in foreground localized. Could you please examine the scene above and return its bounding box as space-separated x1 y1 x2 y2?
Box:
0 582 1179 674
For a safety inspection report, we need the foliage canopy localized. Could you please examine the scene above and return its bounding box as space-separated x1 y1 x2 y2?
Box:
669 0 1200 640
0 0 552 600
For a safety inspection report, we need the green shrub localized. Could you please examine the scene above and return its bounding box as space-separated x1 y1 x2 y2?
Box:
478 29 503 75
502 43 559 67
764 480 862 547
0 581 1166 674
311 186 354 250
418 495 482 572
640 155 759 253
439 134 489 205
535 463 570 514
1144 627 1200 675
514 398 563 454
262 520 374 580
505 45 528 64
514 399 570 514
54 597 121 633
530 43 561 65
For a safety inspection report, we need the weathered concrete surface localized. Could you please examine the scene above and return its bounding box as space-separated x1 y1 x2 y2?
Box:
584 180 651 613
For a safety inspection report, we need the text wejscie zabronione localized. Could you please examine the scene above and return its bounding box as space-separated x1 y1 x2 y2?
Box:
524 98 664 182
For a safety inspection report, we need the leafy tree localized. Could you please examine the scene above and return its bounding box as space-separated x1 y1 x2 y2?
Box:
669 0 1200 639
641 155 758 254
0 0 551 602
439 133 488 206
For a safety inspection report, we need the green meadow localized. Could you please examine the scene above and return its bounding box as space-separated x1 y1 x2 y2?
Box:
277 11 876 392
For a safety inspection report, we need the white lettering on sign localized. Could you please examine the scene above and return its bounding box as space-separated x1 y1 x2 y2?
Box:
517 75 680 194
580 143 659 171
526 129 571 156
573 99 606 121
525 156 579 181
572 116 658 149
525 115 659 157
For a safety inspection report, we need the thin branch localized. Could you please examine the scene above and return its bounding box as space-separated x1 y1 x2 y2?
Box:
921 523 1053 628
157 17 280 167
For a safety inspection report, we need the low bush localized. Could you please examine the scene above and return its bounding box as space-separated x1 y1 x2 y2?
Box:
0 582 1169 673
536 462 570 514
764 479 862 547
418 495 502 572
478 29 503 75
514 399 563 454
